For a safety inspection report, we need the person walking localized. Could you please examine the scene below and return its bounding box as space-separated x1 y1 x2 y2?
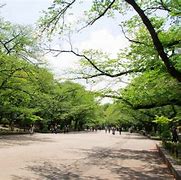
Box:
171 126 178 143
119 126 122 135
112 127 116 135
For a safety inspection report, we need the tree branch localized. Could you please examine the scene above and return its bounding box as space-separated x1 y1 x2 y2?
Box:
79 0 116 31
0 67 27 89
0 33 21 54
100 93 181 110
159 0 171 12
41 0 76 33
46 48 135 78
2 86 36 99
166 40 181 48
100 93 134 108
134 99 181 110
120 24 149 46
125 0 181 82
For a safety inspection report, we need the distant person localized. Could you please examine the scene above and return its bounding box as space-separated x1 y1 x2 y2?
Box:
63 125 67 133
54 124 58 134
29 124 34 135
105 126 108 133
108 127 111 133
172 126 178 143
112 127 116 135
119 126 122 135
50 125 54 133
95 127 98 132
66 125 69 133
129 127 133 133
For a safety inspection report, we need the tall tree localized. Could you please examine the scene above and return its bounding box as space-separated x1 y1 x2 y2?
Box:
39 0 181 82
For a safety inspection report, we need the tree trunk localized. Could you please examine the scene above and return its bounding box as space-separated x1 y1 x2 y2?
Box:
125 0 181 82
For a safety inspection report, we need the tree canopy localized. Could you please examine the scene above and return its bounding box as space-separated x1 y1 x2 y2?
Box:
0 17 100 132
0 1 180 134
38 0 181 132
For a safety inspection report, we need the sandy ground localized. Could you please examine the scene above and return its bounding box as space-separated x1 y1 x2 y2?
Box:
0 131 174 180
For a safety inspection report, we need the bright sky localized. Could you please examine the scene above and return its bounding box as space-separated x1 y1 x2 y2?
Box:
1 0 130 93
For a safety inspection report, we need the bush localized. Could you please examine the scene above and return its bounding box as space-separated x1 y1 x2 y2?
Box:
163 141 181 160
153 116 171 141
161 128 171 141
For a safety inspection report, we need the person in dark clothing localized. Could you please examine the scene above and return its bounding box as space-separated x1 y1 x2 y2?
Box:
119 126 122 135
112 127 116 135
171 126 178 143
54 124 58 134
108 127 111 133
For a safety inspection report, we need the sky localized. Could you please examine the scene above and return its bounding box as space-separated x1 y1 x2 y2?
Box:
0 0 130 93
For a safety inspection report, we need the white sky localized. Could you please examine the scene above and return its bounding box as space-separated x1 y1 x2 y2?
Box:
0 0 130 94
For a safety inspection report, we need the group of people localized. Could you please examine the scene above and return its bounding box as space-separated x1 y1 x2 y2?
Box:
104 126 180 142
105 126 122 135
50 124 69 134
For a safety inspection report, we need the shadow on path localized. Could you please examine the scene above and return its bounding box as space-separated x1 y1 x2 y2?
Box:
83 147 173 179
0 134 54 148
11 147 173 180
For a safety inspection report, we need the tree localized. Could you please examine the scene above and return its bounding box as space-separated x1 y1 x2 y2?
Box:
121 70 181 109
39 0 181 82
0 18 42 64
38 0 181 131
0 53 49 129
0 16 103 132
49 81 98 130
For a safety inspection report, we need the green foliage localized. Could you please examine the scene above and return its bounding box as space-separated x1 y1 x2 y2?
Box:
154 115 171 124
154 116 171 140
0 19 102 131
0 18 40 57
2 0 179 134
101 101 141 129
0 53 100 130
121 70 181 109
163 141 181 161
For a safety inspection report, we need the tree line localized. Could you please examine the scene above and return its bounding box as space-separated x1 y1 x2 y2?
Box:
38 0 181 137
0 0 180 138
0 17 102 132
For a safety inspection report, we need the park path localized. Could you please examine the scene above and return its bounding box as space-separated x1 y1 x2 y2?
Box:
0 131 174 180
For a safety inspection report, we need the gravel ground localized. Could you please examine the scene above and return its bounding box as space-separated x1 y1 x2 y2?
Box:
0 131 174 180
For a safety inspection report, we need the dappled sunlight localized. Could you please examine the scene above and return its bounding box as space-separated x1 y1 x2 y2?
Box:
0 134 54 148
4 132 174 180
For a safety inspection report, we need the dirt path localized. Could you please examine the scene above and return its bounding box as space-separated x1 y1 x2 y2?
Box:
0 131 174 180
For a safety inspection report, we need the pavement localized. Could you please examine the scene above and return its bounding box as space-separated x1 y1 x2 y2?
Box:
0 131 174 180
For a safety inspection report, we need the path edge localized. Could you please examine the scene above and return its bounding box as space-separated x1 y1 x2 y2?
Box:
156 143 181 180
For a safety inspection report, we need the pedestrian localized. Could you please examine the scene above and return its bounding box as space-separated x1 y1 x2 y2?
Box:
29 124 34 135
108 127 111 133
171 126 178 143
112 127 116 135
119 126 122 135
54 124 58 134
129 127 133 133
105 126 108 133
50 124 54 133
